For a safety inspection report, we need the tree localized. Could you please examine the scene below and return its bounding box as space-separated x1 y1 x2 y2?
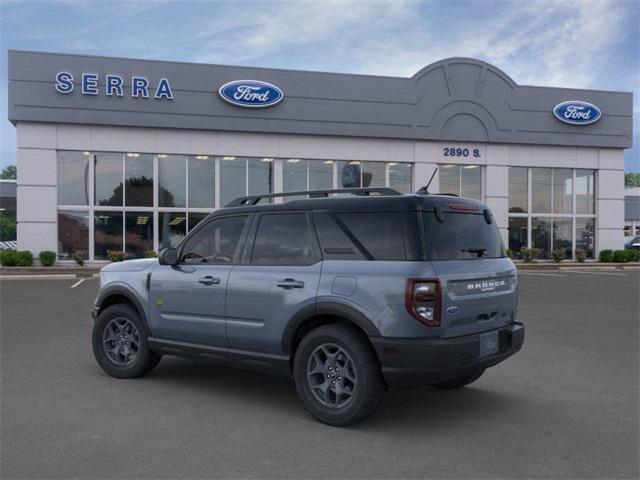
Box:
1 165 16 179
625 172 640 188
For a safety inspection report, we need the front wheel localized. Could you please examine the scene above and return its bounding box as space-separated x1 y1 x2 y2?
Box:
432 369 485 390
92 303 161 379
293 324 385 426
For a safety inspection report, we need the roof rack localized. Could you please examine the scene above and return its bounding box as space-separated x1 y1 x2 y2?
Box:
226 187 401 207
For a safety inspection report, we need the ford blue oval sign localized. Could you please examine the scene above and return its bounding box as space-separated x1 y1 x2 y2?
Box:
218 80 284 108
553 100 601 125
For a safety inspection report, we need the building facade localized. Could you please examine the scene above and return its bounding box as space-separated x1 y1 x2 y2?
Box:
625 187 640 236
7 51 633 261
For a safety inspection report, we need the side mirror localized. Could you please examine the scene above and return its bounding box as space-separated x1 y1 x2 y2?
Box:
159 248 178 266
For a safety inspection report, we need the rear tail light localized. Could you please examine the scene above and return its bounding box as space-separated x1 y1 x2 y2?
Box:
405 279 441 327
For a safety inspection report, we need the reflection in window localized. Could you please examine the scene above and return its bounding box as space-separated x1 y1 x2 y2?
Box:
252 214 315 265
389 163 412 193
181 216 247 264
95 153 123 206
508 167 528 213
158 155 186 207
159 212 186 249
125 212 153 257
220 157 246 207
362 162 385 188
576 170 595 214
552 217 572 257
189 156 215 208
188 212 209 232
283 160 333 197
531 168 551 213
248 158 273 197
58 151 90 205
125 153 153 207
461 165 482 200
508 217 527 255
338 161 362 188
309 160 333 190
532 217 551 258
95 211 123 259
576 218 595 258
552 169 572 214
439 165 459 195
58 210 89 259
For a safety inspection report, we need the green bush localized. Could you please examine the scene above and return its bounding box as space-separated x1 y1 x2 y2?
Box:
506 248 513 259
520 248 534 263
551 249 565 263
15 250 33 267
73 250 86 266
626 249 639 262
575 249 587 263
107 250 127 262
599 249 614 262
39 250 56 267
613 250 628 263
0 249 18 266
143 250 158 258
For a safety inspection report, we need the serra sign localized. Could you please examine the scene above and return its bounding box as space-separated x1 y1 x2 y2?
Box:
55 72 174 99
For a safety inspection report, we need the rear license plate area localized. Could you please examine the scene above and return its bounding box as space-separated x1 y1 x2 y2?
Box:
479 331 499 358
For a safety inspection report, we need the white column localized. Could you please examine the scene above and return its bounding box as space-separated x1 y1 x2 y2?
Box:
485 165 509 246
596 149 625 253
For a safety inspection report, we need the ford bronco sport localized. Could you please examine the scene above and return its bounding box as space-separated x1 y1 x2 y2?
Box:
92 187 524 426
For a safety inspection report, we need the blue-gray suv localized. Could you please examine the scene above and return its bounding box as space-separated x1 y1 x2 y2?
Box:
92 187 524 426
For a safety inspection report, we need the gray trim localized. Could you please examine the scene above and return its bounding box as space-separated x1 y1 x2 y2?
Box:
8 51 633 149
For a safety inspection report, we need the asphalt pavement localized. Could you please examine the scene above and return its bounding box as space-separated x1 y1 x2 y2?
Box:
1 270 638 479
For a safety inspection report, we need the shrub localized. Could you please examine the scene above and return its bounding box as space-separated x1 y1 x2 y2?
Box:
599 249 614 262
551 249 565 263
39 250 56 267
0 249 18 266
15 250 34 267
143 250 158 258
520 248 534 263
73 250 87 266
107 250 127 262
613 250 628 263
575 249 587 263
506 248 513 259
626 249 639 262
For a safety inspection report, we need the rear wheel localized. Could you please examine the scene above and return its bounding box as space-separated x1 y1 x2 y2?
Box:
293 324 385 426
92 303 161 379
432 368 485 389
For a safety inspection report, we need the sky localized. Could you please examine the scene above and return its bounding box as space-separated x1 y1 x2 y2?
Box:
0 0 638 172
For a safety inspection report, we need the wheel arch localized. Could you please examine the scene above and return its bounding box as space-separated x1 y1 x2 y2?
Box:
96 285 150 336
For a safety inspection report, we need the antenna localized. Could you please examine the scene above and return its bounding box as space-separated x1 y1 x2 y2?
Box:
416 167 438 194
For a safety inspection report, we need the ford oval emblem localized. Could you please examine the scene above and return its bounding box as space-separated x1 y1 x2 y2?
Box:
553 100 601 125
218 79 283 108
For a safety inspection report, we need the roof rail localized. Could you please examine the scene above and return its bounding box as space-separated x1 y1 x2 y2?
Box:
225 187 401 207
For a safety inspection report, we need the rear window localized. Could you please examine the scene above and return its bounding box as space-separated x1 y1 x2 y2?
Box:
336 212 406 260
423 211 505 260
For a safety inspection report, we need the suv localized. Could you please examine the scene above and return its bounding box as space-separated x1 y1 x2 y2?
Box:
92 188 524 426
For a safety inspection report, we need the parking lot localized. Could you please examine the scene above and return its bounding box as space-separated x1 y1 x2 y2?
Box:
1 270 638 479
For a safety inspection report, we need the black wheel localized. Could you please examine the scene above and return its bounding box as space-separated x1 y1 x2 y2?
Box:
92 303 161 379
293 324 385 426
432 369 485 390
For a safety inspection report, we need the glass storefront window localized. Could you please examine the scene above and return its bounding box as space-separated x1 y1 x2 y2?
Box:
576 169 595 214
309 161 333 190
461 165 482 200
531 168 551 213
159 212 186 250
338 161 362 188
389 163 412 193
439 165 459 195
576 218 596 258
94 211 123 260
124 153 153 207
58 151 90 205
508 217 527 256
552 217 572 258
248 158 273 197
220 157 246 207
125 212 153 257
362 162 385 188
508 167 528 213
57 210 89 259
158 155 186 208
188 156 215 208
95 153 123 206
552 169 572 214
531 217 551 258
283 159 308 192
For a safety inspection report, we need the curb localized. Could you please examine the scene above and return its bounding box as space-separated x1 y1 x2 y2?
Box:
515 262 638 271
0 273 99 280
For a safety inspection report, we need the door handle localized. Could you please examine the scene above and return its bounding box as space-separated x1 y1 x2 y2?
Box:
198 276 221 286
277 278 305 289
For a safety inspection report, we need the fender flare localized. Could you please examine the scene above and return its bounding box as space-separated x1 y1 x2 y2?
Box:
281 301 381 354
95 284 150 335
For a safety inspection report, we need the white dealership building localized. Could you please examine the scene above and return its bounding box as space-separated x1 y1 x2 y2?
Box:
7 51 633 261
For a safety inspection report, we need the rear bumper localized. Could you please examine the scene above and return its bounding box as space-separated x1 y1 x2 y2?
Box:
371 323 524 390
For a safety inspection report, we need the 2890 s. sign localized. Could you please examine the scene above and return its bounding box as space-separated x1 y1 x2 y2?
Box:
553 100 601 125
218 80 284 108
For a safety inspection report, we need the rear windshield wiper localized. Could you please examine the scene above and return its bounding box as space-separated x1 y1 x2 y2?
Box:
461 247 487 257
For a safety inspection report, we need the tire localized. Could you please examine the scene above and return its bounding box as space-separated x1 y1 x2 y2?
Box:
432 368 485 390
92 303 161 379
293 324 385 426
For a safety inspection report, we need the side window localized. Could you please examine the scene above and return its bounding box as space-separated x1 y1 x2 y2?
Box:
337 212 406 260
313 212 366 260
180 216 247 264
251 213 318 266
